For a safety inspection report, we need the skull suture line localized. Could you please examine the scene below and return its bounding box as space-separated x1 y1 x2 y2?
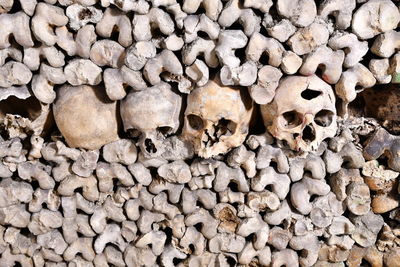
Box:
261 75 337 152
182 78 253 158
120 82 182 158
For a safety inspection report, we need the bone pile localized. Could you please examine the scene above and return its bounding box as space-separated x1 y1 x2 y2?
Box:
2 0 400 266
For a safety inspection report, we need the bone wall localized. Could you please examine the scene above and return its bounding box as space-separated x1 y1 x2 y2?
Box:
0 0 400 266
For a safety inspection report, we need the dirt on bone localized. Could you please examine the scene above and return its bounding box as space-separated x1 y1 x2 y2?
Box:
78 8 93 20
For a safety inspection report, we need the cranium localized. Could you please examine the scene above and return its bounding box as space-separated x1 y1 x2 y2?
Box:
53 85 120 150
120 82 182 158
182 78 253 158
261 75 337 152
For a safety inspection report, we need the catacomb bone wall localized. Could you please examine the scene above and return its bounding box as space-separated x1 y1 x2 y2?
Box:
1 0 400 266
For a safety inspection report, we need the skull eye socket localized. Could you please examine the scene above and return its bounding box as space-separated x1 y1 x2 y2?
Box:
157 126 173 137
126 128 141 138
216 118 237 137
314 109 334 127
281 110 302 129
187 114 204 131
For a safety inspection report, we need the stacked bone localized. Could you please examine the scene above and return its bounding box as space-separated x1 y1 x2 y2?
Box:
1 0 400 266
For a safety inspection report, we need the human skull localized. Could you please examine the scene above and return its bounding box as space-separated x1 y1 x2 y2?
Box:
182 78 253 158
261 75 337 152
53 85 120 150
120 82 182 158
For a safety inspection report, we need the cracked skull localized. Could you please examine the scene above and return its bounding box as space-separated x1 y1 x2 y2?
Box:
182 78 253 158
261 75 337 152
120 82 182 158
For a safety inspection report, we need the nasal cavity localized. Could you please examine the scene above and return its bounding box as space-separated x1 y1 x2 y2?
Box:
302 125 315 143
301 89 322 100
144 138 157 153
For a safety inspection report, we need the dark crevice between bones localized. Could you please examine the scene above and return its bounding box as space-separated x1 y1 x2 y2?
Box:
361 84 400 135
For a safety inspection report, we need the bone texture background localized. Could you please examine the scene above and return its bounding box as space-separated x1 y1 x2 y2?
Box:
0 0 400 266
